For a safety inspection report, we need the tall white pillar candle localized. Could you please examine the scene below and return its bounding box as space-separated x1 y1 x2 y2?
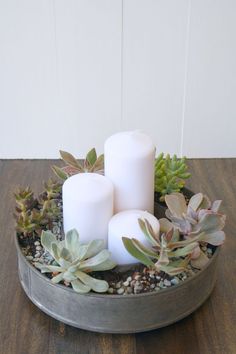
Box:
104 131 156 214
108 210 160 265
63 173 114 245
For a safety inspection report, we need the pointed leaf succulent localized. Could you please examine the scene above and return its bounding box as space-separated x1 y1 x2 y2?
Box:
122 218 198 276
52 148 104 181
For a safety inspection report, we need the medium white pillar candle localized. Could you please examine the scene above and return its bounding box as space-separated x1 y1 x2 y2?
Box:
104 130 156 214
63 173 114 245
108 210 160 265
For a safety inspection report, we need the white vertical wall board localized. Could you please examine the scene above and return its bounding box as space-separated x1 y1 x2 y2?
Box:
53 0 122 157
0 1 236 158
122 0 190 156
182 0 236 157
0 0 59 158
0 0 122 158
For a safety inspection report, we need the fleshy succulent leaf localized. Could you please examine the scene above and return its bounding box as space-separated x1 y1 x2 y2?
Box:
198 230 225 246
159 218 173 233
65 229 80 255
71 279 91 293
51 165 68 180
131 238 157 258
170 242 199 257
78 239 105 261
79 249 116 271
34 263 64 273
122 237 155 267
86 148 97 166
51 272 64 283
196 213 226 233
76 270 109 293
211 200 222 213
41 230 58 254
191 250 209 269
59 150 83 170
165 193 187 218
138 218 160 247
188 193 203 211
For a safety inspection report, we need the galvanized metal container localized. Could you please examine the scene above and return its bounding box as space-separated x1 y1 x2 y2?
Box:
15 235 219 333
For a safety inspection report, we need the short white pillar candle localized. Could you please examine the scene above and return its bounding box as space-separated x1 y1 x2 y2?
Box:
104 131 156 214
63 173 114 245
108 209 160 265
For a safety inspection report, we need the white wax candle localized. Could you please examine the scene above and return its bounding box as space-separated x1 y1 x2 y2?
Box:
63 173 114 245
104 130 156 214
108 209 160 265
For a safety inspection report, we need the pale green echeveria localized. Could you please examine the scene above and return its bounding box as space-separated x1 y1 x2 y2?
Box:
122 218 198 276
35 229 116 294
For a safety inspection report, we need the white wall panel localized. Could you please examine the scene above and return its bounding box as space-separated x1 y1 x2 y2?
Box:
122 0 190 156
182 0 236 157
0 0 236 158
53 0 122 157
0 0 122 158
0 0 59 158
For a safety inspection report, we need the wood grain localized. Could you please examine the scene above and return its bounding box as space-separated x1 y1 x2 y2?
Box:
0 159 235 354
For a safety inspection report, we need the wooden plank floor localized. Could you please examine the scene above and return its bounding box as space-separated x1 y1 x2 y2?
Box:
0 159 235 354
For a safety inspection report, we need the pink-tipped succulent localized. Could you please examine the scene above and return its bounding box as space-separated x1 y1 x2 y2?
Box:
161 192 226 268
52 148 104 181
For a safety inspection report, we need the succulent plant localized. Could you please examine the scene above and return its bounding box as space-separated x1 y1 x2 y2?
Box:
52 148 104 181
14 188 38 237
15 213 37 237
35 229 116 293
15 187 38 215
38 179 62 229
122 218 198 275
14 180 63 237
155 153 191 201
161 192 226 268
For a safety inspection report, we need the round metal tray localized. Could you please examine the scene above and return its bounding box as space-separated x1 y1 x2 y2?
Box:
15 233 219 333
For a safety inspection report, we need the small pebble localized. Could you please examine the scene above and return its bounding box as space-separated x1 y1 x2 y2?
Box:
164 279 171 287
126 287 133 294
26 255 33 261
154 287 160 291
115 281 121 289
171 278 179 286
34 241 40 246
117 288 125 295
108 288 114 294
126 276 132 282
134 285 143 294
134 274 141 281
53 226 60 234
36 246 42 251
159 280 164 288
150 284 156 289
156 275 161 280
123 280 130 287
34 252 41 258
